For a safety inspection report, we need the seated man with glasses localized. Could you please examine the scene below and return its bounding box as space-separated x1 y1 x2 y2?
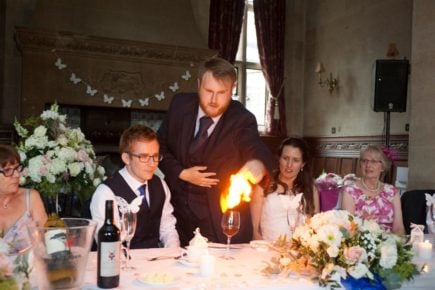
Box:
90 125 179 248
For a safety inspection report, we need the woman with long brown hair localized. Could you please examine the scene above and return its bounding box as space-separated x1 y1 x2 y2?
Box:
251 137 319 241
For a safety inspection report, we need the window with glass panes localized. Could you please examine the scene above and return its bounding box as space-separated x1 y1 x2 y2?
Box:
234 0 268 133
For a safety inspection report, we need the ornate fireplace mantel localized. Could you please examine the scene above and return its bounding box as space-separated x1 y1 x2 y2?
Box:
15 27 216 118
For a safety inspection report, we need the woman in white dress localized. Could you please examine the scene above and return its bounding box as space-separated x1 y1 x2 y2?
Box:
251 138 320 241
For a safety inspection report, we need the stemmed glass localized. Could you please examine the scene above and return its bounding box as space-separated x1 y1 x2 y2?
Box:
220 210 240 260
120 209 137 271
287 197 306 236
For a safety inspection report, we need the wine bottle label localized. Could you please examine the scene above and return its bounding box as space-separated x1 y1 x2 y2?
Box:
44 229 69 255
99 241 121 277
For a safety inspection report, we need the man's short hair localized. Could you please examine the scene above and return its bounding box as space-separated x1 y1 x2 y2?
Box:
119 124 157 154
198 57 237 84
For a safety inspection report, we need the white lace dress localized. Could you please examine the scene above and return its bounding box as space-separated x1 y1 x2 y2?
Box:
260 191 303 241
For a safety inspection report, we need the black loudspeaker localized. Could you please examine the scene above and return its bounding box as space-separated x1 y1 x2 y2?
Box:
372 59 409 112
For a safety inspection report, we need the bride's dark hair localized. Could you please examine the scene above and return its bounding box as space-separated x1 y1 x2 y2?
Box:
265 137 315 215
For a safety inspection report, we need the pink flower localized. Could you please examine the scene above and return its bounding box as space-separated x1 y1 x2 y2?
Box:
344 246 367 265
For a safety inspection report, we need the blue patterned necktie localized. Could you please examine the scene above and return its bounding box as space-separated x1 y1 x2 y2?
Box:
138 184 149 209
189 116 213 154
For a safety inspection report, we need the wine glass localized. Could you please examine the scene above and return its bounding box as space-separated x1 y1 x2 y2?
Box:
120 209 137 270
220 210 240 259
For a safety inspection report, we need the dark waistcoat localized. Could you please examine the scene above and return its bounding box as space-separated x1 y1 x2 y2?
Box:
104 172 165 249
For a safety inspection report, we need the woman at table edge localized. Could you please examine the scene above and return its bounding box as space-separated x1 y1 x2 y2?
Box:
250 137 320 240
0 144 47 250
341 144 405 235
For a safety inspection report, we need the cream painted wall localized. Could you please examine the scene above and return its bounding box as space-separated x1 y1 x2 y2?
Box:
408 1 435 189
301 0 412 137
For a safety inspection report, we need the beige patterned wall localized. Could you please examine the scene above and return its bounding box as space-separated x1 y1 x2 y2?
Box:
408 1 435 189
301 0 412 137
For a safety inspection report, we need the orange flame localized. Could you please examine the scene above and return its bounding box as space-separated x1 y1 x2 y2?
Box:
220 173 252 213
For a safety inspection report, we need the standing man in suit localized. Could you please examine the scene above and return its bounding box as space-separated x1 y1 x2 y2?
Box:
90 125 179 249
158 57 274 246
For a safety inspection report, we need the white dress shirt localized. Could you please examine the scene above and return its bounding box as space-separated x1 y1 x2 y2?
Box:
90 167 179 248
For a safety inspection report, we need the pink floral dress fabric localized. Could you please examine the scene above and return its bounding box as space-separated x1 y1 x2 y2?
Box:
343 183 398 232
3 189 33 254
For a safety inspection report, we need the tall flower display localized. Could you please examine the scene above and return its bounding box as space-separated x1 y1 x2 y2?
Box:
14 103 105 206
263 210 420 290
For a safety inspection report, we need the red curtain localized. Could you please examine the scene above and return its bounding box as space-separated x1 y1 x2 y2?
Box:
208 0 245 63
253 0 287 136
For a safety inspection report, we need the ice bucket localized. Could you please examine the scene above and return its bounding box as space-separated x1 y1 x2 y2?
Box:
27 218 96 289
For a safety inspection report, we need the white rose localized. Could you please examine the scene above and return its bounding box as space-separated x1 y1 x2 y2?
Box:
47 140 58 148
68 162 83 177
46 174 56 183
57 135 68 146
97 165 105 176
18 151 27 162
85 163 95 179
362 219 382 236
379 239 398 269
348 263 369 279
34 125 47 137
49 158 67 175
58 147 77 162
279 257 291 266
28 156 44 182
327 245 339 258
93 178 102 187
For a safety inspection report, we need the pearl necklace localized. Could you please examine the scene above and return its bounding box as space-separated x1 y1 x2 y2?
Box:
361 178 381 192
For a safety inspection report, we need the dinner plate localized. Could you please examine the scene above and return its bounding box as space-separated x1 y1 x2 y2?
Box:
135 272 178 288
249 240 270 251
177 257 199 268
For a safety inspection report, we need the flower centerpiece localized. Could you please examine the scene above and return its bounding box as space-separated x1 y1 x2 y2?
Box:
263 210 420 290
13 103 105 211
0 238 31 290
315 172 343 190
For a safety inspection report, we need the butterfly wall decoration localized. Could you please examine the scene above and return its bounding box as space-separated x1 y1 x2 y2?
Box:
138 97 149 107
103 94 115 104
122 99 133 107
69 73 81 84
55 58 67 70
155 91 165 101
86 85 97 96
169 82 179 92
181 70 191 81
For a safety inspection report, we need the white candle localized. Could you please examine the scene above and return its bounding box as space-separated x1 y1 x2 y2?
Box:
199 252 215 277
418 240 433 260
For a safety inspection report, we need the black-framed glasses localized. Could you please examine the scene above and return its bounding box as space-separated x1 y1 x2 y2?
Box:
128 152 163 163
0 164 24 177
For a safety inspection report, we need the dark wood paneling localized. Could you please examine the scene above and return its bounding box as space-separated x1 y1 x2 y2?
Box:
260 135 408 184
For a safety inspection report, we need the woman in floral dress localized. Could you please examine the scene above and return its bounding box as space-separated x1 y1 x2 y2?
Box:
341 145 405 235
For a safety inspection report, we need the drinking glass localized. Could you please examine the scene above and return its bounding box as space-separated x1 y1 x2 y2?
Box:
120 209 137 270
220 210 240 259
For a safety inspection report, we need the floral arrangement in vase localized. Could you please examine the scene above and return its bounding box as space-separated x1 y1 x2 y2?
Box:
13 103 106 207
0 238 31 290
263 210 420 290
315 172 359 191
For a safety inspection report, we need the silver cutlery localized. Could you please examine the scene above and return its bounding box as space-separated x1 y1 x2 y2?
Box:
146 255 181 261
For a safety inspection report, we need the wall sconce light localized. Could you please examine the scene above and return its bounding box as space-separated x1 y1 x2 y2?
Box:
315 62 338 94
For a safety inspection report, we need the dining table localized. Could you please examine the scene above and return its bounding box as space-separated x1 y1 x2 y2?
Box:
63 241 435 290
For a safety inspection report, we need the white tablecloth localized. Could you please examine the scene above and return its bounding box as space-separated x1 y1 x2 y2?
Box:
32 243 435 289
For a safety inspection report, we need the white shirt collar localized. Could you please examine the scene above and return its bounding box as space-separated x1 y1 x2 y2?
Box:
119 166 148 195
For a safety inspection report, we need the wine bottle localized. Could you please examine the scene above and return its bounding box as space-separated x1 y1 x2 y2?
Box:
43 212 75 286
97 200 121 288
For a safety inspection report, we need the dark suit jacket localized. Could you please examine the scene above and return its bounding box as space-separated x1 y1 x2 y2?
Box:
157 93 275 243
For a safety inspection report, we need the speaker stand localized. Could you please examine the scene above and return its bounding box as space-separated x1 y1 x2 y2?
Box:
385 111 390 148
